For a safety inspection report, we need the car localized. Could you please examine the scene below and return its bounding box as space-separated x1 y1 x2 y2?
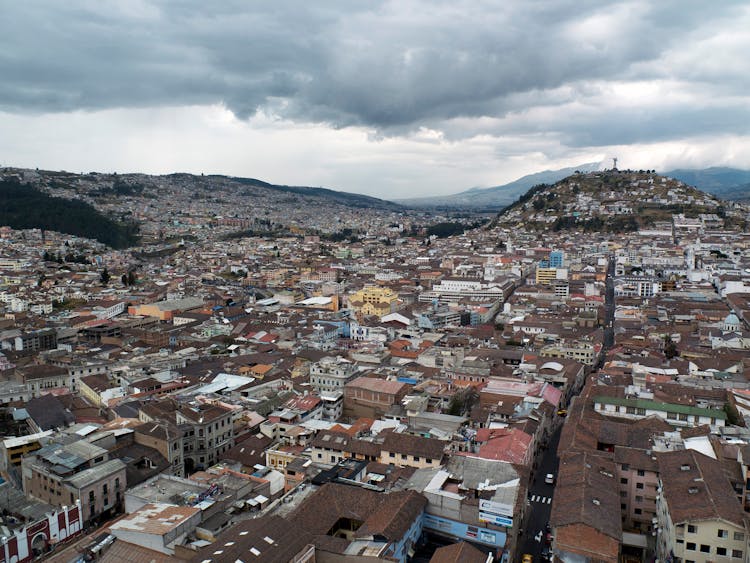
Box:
545 531 554 544
556 408 567 416
522 554 533 563
545 473 555 484
540 547 552 561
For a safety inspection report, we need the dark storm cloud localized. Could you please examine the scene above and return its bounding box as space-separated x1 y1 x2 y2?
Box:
1 0 747 146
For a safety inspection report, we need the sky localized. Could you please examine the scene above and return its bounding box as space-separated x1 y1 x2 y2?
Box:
1 1 749 199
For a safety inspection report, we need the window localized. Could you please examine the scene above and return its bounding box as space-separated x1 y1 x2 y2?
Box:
621 463 629 471
414 456 420 462
389 452 395 458
634 508 642 515
718 529 728 539
636 408 646 415
635 495 643 502
732 550 743 559
426 458 432 463
636 483 644 489
716 547 727 556
637 469 645 476
621 503 626 510
620 478 628 484
401 454 407 460
620 491 628 498
733 532 744 541
700 545 710 554
688 525 697 533
686 543 696 551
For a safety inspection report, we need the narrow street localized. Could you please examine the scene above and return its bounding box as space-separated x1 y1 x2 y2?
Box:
517 256 615 561
517 425 562 561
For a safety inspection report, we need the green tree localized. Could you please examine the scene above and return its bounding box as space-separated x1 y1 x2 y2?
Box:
100 267 111 286
664 335 679 359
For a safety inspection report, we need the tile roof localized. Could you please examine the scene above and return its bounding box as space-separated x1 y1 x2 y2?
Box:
430 541 489 563
381 431 446 460
550 451 621 541
290 483 426 544
657 449 746 527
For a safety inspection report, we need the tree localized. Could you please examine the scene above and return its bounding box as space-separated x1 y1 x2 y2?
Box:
121 274 128 286
100 268 111 286
127 270 136 285
664 335 679 359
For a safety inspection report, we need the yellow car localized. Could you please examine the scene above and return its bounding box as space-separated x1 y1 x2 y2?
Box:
522 554 533 563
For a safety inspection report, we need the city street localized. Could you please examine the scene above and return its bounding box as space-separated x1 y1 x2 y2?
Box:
517 425 562 561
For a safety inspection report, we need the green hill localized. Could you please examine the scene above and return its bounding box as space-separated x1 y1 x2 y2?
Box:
0 177 139 248
495 169 747 232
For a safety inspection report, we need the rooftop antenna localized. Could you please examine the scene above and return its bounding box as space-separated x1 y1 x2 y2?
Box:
612 157 618 170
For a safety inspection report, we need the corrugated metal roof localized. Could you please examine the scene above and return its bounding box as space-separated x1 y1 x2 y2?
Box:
66 459 125 488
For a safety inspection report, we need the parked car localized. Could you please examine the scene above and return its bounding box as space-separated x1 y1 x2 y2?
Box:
545 473 555 484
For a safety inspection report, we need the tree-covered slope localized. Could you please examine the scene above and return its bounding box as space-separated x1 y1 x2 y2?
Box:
0 177 139 248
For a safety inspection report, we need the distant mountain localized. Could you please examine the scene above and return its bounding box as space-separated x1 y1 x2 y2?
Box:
213 175 401 210
493 169 748 233
662 167 750 202
395 162 602 209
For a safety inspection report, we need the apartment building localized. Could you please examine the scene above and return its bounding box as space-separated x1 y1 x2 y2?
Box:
656 449 748 563
22 440 126 524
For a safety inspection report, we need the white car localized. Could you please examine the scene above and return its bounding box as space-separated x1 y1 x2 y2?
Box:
545 473 555 485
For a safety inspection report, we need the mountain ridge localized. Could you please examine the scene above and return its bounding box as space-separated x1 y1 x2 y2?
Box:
397 164 750 209
493 169 748 233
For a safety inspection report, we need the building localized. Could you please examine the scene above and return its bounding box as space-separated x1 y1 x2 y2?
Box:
0 431 53 473
656 449 748 563
348 286 401 318
108 503 201 556
344 377 411 419
187 515 315 563
22 440 126 524
593 395 726 429
7 328 57 353
380 432 446 469
550 451 621 563
404 455 520 556
289 482 427 563
0 503 83 563
175 403 235 473
309 356 359 420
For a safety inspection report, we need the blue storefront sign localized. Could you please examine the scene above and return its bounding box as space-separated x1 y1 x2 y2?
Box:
423 513 506 548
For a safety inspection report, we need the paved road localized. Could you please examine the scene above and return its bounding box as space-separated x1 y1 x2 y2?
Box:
517 425 562 561
603 257 615 350
516 257 615 561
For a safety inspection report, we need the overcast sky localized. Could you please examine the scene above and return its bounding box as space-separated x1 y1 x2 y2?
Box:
1 1 749 198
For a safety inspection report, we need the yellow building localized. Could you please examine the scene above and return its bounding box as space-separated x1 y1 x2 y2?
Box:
536 267 560 285
348 286 400 318
1 430 53 470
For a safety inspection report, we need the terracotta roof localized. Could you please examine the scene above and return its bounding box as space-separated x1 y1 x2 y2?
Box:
290 483 426 543
381 431 446 460
550 451 621 541
190 515 313 563
430 541 488 563
657 449 746 527
346 376 408 395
